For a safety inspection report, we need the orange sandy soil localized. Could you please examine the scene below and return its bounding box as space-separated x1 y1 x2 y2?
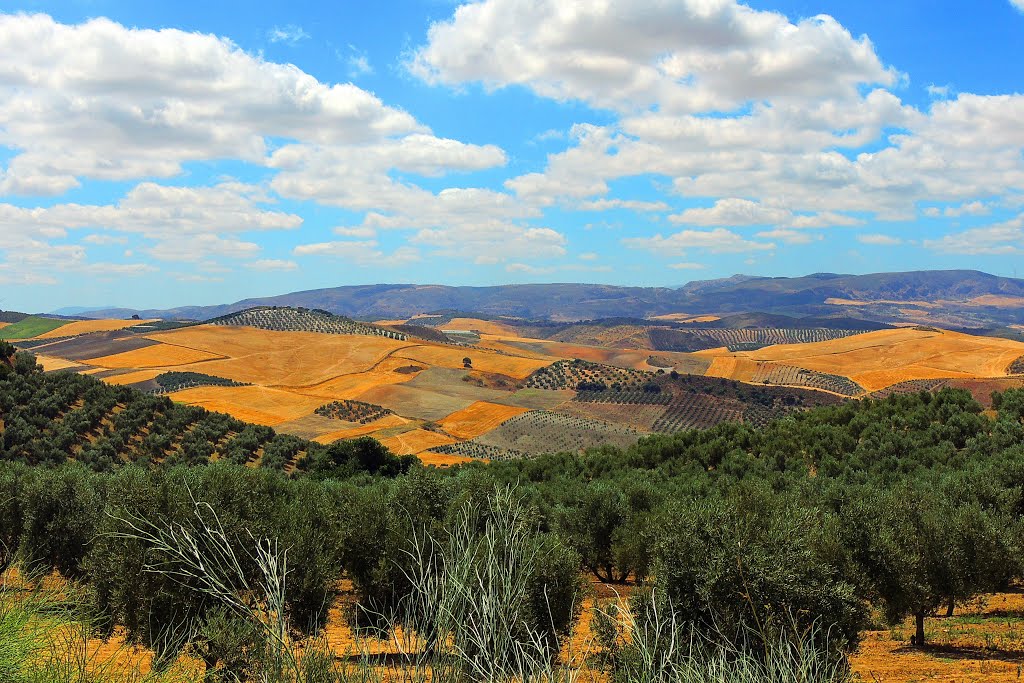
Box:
699 328 1024 393
850 591 1024 682
168 385 328 427
376 428 457 456
18 560 1024 683
85 342 224 369
33 319 158 339
437 401 530 440
0 322 9 329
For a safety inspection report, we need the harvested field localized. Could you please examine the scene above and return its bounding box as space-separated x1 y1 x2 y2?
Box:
403 367 517 404
34 354 86 373
166 385 326 426
417 451 476 467
355 383 475 422
147 325 411 386
312 414 410 444
18 330 159 361
441 317 520 336
376 428 457 456
700 328 1024 393
0 322 8 329
99 369 163 386
34 318 157 339
498 339 704 371
437 401 530 440
475 410 645 456
392 344 549 379
274 413 358 440
85 342 224 369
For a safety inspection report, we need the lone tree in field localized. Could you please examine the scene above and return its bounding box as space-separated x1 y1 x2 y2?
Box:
463 356 472 368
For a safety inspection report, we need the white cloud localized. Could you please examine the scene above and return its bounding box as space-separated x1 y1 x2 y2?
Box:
669 262 707 270
411 0 896 114
411 1 1024 240
267 24 309 45
623 228 774 256
756 229 818 245
857 233 903 246
334 226 378 238
923 215 1024 255
0 13 422 194
1011 1 1024 12
577 198 669 212
246 259 298 271
293 240 422 267
670 199 790 226
578 252 599 261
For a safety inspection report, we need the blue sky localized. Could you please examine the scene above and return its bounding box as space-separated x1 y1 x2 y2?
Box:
0 1 1023 312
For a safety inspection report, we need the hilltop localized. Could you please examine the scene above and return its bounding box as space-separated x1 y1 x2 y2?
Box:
79 269 1024 328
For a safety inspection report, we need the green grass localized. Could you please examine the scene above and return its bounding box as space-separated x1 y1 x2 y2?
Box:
0 316 71 340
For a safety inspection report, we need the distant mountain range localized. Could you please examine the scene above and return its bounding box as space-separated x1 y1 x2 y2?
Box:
81 270 1024 328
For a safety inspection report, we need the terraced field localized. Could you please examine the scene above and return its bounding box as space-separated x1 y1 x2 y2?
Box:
652 396 745 432
473 410 645 455
208 307 407 340
749 362 864 396
648 327 868 352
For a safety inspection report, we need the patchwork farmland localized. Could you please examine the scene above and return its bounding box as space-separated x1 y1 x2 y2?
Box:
10 307 1024 464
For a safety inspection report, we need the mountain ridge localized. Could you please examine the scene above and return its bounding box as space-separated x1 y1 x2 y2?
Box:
78 269 1024 328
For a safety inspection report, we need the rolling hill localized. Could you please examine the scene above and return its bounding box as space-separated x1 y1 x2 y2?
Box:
80 269 1024 328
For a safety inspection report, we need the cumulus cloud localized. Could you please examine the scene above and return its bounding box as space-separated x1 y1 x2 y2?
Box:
923 215 1024 255
857 233 903 246
246 259 299 271
411 0 895 114
0 13 421 194
622 228 774 256
293 240 422 267
411 0 1024 242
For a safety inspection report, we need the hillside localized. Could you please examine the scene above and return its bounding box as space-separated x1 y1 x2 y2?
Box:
0 342 414 477
80 269 1024 328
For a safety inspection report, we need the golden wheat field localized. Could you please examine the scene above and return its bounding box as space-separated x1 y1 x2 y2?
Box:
699 328 1024 393
167 385 329 426
437 401 530 440
33 318 157 339
85 343 225 369
145 325 412 387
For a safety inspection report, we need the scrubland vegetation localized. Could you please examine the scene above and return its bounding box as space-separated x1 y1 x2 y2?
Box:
5 339 1024 680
